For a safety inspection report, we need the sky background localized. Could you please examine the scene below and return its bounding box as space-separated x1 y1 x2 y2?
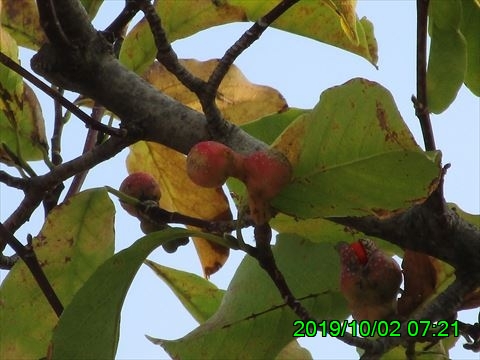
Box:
1 1 479 359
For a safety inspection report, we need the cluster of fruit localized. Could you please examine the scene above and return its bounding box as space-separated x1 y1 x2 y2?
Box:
186 141 292 224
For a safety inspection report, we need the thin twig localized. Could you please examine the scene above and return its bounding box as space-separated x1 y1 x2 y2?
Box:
135 0 206 93
103 0 140 43
413 0 435 151
51 86 65 166
202 0 299 136
106 186 252 237
65 104 105 199
0 224 63 317
0 171 29 190
207 0 300 95
0 51 123 137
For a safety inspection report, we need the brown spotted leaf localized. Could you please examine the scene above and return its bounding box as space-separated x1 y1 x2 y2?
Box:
0 189 115 359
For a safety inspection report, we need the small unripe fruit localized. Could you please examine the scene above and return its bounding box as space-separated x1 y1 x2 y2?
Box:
186 141 244 188
140 220 190 253
336 239 402 322
119 172 161 217
243 150 292 224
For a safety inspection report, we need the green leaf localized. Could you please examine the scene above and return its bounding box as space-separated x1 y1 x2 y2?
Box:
229 0 377 65
0 81 49 164
460 0 480 96
241 108 308 145
0 188 115 359
50 228 227 360
272 78 440 218
0 0 47 50
0 26 21 93
144 260 225 324
427 0 467 113
448 203 480 228
151 234 349 359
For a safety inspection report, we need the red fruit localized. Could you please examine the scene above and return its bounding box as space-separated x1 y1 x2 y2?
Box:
336 239 402 322
186 141 244 188
350 241 368 265
243 150 292 224
119 172 161 217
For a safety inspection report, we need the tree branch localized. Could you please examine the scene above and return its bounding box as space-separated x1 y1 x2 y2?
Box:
0 51 122 136
0 224 63 317
329 181 480 272
135 0 206 94
1 136 132 252
31 0 266 155
413 0 435 151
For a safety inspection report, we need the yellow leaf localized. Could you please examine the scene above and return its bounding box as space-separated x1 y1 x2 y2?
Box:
143 59 287 124
126 141 231 276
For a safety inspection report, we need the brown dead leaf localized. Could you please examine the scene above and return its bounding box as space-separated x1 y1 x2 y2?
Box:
143 59 287 124
398 250 437 317
126 141 231 276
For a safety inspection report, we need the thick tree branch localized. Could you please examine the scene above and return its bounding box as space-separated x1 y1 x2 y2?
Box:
31 0 266 155
329 181 480 272
0 51 122 136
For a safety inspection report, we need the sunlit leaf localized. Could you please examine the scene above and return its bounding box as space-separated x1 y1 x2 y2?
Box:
0 81 49 164
460 0 480 95
120 0 377 74
49 228 226 360
127 141 231 276
0 25 21 93
120 0 245 74
229 0 377 65
427 0 467 113
144 59 287 124
270 78 442 218
241 108 308 145
0 189 115 359
0 0 46 49
145 260 225 323
150 234 349 359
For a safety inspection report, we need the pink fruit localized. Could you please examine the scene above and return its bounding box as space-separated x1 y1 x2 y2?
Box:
243 150 292 224
336 239 402 322
119 172 161 217
186 141 244 188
